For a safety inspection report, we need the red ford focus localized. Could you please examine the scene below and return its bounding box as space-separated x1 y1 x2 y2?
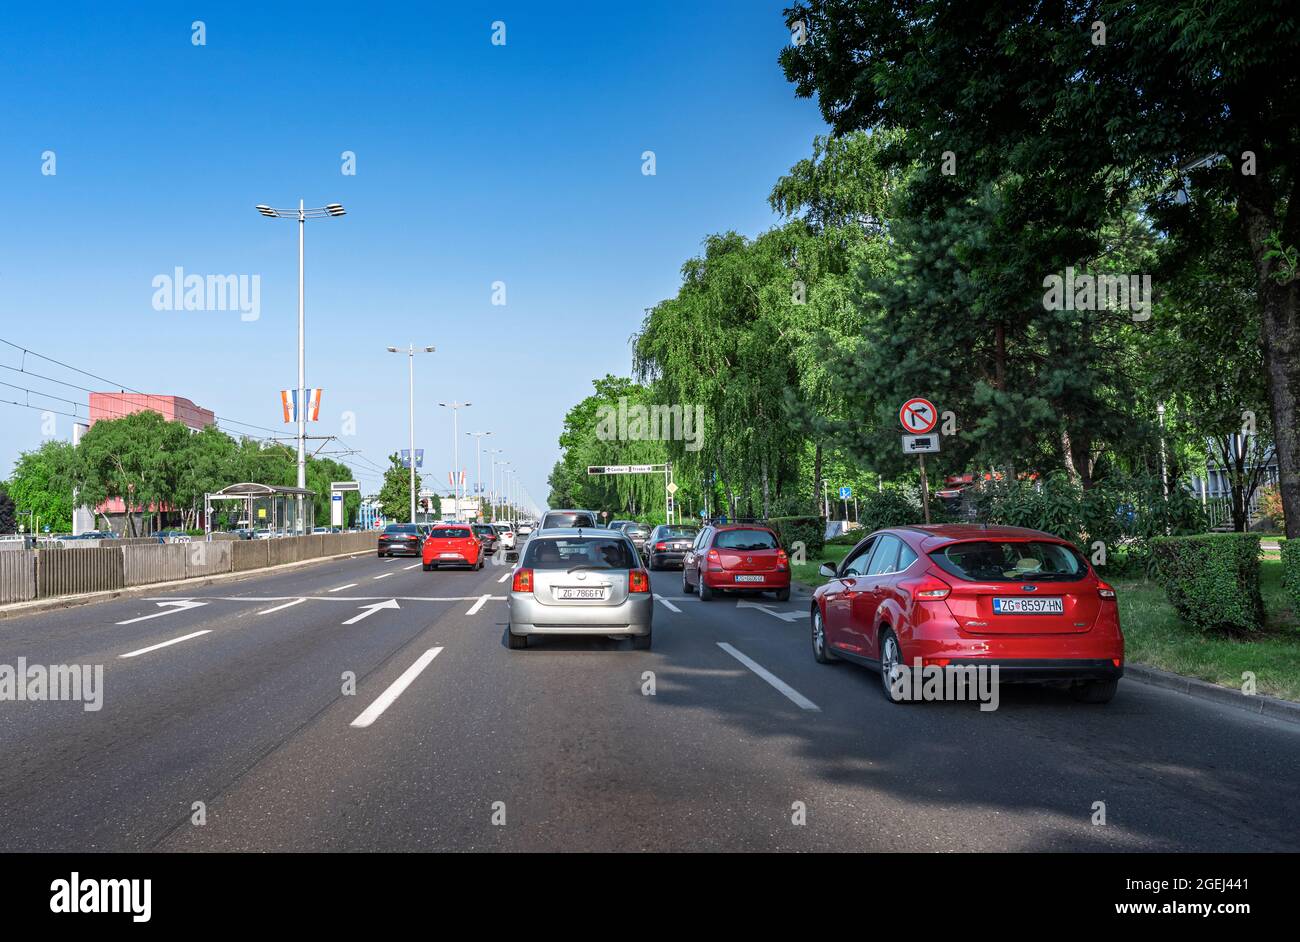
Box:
682 523 791 602
422 523 484 571
810 525 1123 704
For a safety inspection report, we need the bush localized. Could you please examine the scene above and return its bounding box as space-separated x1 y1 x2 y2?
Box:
768 515 824 557
1150 533 1264 635
1281 539 1300 618
857 485 925 532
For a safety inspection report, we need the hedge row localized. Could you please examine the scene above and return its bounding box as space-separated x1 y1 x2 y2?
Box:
1150 533 1263 635
1282 539 1300 618
768 515 824 557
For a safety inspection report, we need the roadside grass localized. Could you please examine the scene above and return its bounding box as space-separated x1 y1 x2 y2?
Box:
792 545 1300 701
1114 557 1300 701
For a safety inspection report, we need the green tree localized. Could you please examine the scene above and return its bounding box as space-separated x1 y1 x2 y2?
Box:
77 411 189 535
6 441 78 533
377 453 421 522
0 487 14 532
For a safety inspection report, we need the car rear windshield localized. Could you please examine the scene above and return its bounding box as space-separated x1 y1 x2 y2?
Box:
433 527 472 539
929 540 1088 582
714 529 779 550
384 525 419 534
542 512 596 529
660 527 698 539
523 537 637 570
473 525 494 535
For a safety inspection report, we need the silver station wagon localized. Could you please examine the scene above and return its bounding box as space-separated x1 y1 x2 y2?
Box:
506 528 653 650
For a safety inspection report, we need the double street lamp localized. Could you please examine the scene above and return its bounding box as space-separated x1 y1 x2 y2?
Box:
439 401 471 516
466 431 492 518
387 345 436 523
255 200 346 532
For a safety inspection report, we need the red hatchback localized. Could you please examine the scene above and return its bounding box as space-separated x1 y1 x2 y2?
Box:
682 524 791 602
422 524 484 571
810 525 1123 703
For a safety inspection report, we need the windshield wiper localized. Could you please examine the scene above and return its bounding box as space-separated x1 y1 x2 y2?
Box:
565 564 612 574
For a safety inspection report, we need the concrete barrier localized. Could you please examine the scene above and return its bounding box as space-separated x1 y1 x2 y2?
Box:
37 547 124 597
123 544 188 587
185 540 233 578
0 551 36 603
232 540 270 572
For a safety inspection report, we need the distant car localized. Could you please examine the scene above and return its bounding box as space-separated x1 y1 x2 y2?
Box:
646 524 699 570
378 523 423 557
422 524 484 570
539 509 599 531
472 522 499 554
506 528 652 650
516 521 534 536
810 525 1124 704
618 522 652 551
254 529 275 540
228 529 255 540
155 530 192 544
492 522 517 553
682 524 791 602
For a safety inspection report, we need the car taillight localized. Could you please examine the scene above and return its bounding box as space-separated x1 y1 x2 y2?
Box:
1098 584 1116 599
629 569 650 593
654 541 667 551
512 568 533 593
911 577 951 601
776 549 788 571
706 548 722 570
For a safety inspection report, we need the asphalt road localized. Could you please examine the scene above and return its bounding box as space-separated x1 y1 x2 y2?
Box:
0 550 1297 852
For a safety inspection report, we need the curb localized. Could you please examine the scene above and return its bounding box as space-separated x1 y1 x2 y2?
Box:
1116 663 1300 725
0 549 376 622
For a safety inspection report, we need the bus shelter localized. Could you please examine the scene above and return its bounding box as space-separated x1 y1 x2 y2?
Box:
204 483 315 536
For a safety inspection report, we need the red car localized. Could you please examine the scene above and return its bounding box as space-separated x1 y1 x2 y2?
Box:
422 524 484 571
811 525 1123 704
682 523 791 602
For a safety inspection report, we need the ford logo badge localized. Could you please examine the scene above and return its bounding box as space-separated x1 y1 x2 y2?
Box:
1022 584 1037 591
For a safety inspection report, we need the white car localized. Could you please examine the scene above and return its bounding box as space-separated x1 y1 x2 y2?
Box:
493 523 517 552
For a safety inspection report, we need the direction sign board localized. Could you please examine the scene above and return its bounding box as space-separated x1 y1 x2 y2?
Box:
838 486 852 499
899 398 938 434
587 464 662 475
902 434 941 454
331 481 360 492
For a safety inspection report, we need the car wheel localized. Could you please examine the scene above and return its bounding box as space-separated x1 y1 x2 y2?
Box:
812 607 837 664
879 628 908 704
1070 678 1119 704
507 628 528 650
682 569 695 594
631 633 652 650
774 587 791 602
699 581 714 601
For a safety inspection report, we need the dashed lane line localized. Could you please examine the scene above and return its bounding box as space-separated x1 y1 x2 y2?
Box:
120 630 212 659
257 597 307 615
350 647 444 728
716 642 820 712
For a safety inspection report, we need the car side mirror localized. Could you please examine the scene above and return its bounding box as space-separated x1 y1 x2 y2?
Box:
818 562 838 578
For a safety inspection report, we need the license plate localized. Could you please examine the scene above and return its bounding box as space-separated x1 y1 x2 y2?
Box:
439 552 463 559
993 597 1063 614
556 587 607 600
734 575 765 583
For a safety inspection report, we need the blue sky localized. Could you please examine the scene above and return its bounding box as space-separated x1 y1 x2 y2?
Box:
0 1 828 507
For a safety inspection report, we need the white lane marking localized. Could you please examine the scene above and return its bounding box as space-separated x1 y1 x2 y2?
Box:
374 572 394 580
120 630 212 659
466 593 491 615
257 597 307 615
653 593 682 613
115 599 208 625
403 563 421 570
497 571 511 583
735 598 806 622
342 598 401 625
350 647 444 728
329 583 358 592
716 642 821 711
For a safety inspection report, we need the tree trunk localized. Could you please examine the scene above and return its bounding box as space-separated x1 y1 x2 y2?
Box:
812 441 824 516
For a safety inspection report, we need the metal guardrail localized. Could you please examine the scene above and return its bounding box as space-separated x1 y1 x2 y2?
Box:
0 531 379 604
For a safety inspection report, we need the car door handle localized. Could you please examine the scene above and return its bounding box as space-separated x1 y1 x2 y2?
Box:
841 578 856 588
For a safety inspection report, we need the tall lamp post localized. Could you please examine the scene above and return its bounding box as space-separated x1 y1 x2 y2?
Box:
466 431 492 520
387 345 435 523
256 200 346 532
487 448 504 522
439 401 471 517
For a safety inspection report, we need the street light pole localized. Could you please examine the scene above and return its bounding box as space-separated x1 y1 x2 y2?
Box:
467 431 492 520
388 345 435 524
439 402 472 518
487 449 504 522
256 200 346 533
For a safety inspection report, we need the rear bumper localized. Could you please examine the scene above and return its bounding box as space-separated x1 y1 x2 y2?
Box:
651 552 686 568
702 570 790 590
943 658 1123 682
508 592 653 636
379 542 421 556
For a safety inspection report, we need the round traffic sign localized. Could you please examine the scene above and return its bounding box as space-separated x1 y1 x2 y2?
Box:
899 397 938 434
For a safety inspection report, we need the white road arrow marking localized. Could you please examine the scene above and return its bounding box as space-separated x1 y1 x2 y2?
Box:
116 599 208 625
735 598 806 622
342 598 400 625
